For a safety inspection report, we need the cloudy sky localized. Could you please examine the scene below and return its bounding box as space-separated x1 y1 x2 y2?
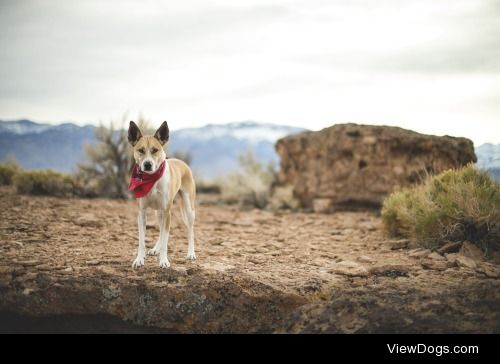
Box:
0 0 499 144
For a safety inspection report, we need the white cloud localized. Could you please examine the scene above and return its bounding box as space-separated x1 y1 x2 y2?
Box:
0 0 499 144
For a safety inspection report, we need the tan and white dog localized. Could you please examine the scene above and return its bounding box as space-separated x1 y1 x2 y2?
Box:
128 121 196 268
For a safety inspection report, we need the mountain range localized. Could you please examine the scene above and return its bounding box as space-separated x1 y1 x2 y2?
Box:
475 143 500 180
0 119 498 181
0 120 305 180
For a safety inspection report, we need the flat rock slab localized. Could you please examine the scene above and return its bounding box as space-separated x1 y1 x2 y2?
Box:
0 187 498 333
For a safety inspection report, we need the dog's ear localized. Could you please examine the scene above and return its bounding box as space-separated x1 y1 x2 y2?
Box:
128 121 142 146
154 121 169 145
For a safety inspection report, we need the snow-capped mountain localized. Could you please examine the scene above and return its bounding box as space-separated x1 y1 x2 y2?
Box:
3 119 495 181
0 119 53 135
476 143 500 180
0 119 305 179
0 120 96 173
173 121 303 143
168 122 305 179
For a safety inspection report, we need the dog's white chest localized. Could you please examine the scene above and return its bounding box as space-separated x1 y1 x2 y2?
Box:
142 171 169 210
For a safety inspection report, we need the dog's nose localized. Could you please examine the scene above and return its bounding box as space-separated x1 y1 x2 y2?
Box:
143 161 152 171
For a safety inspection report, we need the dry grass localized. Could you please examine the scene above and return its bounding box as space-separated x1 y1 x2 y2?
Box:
217 151 300 210
13 169 75 197
382 164 500 254
0 162 20 185
218 151 274 208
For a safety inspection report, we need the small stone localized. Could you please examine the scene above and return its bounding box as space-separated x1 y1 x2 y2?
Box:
459 242 485 262
445 253 459 264
437 242 462 255
97 266 118 275
427 252 446 261
248 257 264 265
357 255 375 263
35 264 52 271
332 261 369 277
20 260 39 267
421 260 447 271
455 255 477 270
74 213 103 228
389 239 410 250
408 249 429 259
476 263 500 278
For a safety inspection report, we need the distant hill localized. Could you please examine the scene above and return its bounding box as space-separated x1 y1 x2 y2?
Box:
2 119 497 181
0 120 305 180
168 122 305 179
475 143 500 181
0 120 96 172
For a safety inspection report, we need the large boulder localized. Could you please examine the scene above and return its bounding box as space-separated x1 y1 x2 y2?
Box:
275 124 476 211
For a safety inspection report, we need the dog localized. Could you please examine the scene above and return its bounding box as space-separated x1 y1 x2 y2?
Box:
128 121 196 268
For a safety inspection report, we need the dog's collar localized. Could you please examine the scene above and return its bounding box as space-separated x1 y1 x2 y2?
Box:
135 158 168 179
128 160 166 198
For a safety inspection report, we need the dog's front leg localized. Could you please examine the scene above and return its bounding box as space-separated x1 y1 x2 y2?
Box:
148 210 163 256
132 207 146 268
158 208 171 268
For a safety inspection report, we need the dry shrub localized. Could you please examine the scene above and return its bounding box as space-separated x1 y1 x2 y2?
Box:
13 169 75 197
196 179 221 194
0 161 20 185
218 151 274 208
382 164 500 254
268 185 300 210
77 121 133 199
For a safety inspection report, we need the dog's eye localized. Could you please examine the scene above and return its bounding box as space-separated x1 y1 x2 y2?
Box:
151 147 158 154
138 148 145 154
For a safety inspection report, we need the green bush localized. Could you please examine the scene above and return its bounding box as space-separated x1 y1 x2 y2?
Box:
382 164 500 254
13 170 75 197
0 162 20 185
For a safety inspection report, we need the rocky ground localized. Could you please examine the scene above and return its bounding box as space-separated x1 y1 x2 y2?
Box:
0 186 499 333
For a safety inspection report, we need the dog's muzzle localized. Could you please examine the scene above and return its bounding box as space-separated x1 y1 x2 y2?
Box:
141 159 155 173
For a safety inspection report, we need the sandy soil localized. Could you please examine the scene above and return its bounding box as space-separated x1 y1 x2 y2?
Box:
0 186 499 333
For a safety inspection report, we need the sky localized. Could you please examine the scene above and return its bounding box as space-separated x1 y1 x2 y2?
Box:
0 0 499 144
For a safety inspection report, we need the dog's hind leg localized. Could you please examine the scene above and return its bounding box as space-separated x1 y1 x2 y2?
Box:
180 184 196 260
148 210 163 256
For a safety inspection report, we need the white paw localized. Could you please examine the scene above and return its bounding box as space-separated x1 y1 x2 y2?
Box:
159 257 171 269
186 252 197 260
132 255 145 268
148 247 160 256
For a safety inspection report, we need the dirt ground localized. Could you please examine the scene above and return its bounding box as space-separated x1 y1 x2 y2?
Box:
0 186 499 333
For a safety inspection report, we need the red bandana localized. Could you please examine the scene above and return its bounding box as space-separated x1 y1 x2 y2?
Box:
128 160 166 198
